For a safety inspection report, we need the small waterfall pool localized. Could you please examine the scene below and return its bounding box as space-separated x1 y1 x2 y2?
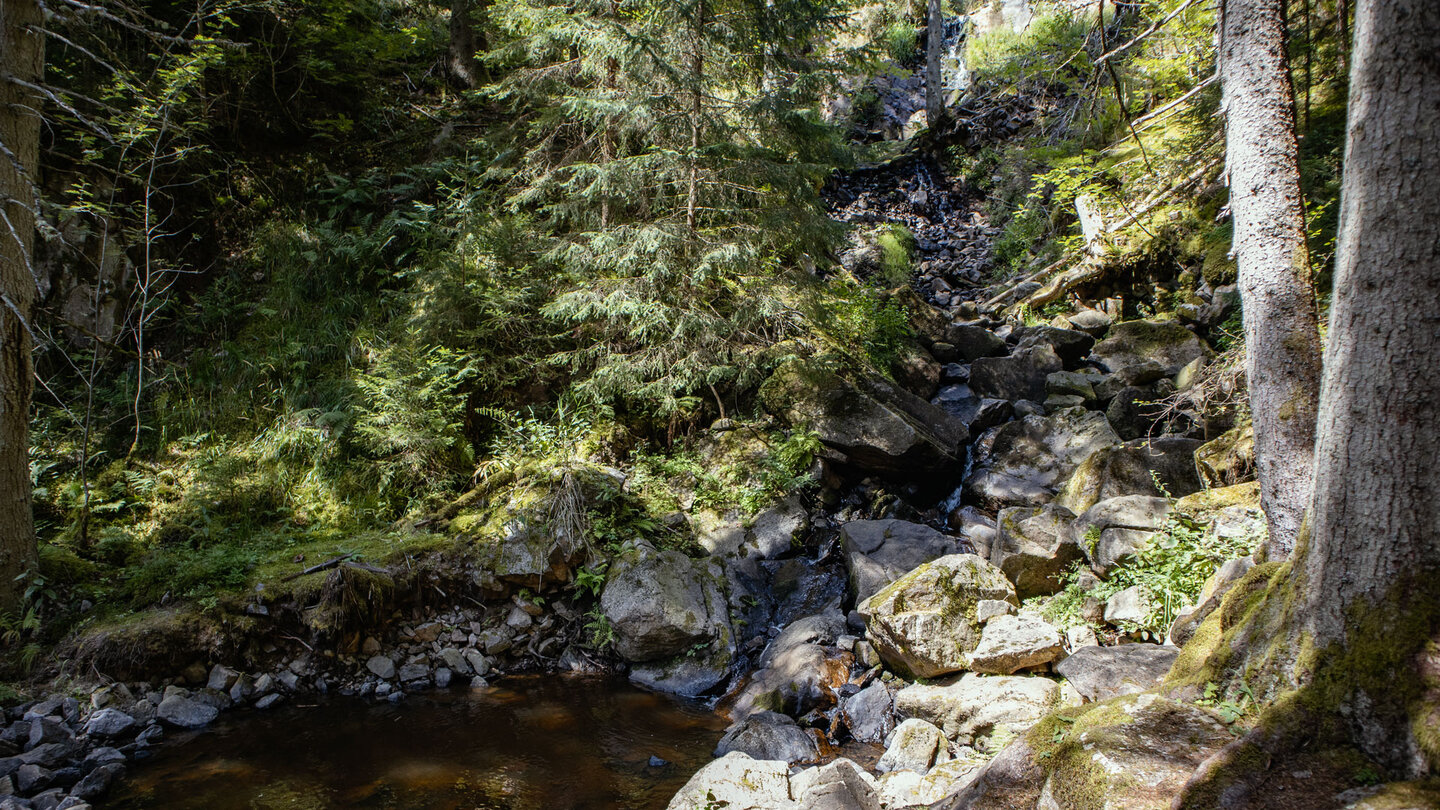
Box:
104 675 730 810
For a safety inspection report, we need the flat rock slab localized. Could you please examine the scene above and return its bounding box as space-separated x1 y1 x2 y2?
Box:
1054 644 1179 702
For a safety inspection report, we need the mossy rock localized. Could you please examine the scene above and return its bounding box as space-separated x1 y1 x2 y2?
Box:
1194 421 1256 488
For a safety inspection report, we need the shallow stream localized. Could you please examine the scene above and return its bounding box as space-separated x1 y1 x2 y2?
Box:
104 676 729 810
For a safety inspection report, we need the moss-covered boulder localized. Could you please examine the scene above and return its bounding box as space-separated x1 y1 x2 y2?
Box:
964 407 1121 511
858 554 1017 679
991 503 1083 598
1194 421 1256 488
1093 319 1213 377
759 359 968 477
939 693 1232 810
1055 437 1203 515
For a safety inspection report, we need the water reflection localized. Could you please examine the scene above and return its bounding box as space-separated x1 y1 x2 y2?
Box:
105 675 730 810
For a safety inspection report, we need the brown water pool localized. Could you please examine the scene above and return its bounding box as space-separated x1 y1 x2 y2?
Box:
103 675 730 810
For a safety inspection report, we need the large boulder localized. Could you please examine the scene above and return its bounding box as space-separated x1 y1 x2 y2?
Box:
966 614 1066 675
666 752 794 810
694 496 809 560
945 324 1008 361
1092 320 1213 377
877 758 986 809
714 713 821 764
730 615 853 719
840 520 968 604
1055 437 1203 514
968 345 1064 402
876 718 947 774
1066 495 1173 577
600 548 733 695
1194 421 1256 488
858 555 1017 679
964 408 1121 510
790 758 883 810
991 504 1082 598
842 682 895 744
1013 325 1096 368
759 360 968 477
895 673 1062 748
1054 644 1179 702
939 693 1231 810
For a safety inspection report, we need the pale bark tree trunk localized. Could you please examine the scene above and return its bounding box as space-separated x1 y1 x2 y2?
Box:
1219 0 1324 558
1288 0 1440 773
1176 1 1440 793
925 0 945 128
0 0 44 613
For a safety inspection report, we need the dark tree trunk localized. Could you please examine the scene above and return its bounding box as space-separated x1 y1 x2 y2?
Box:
0 0 43 613
1219 0 1324 558
448 0 485 90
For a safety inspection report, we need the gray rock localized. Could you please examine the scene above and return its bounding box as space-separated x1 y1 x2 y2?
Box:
858 554 1016 679
969 345 1063 402
895 673 1060 747
841 682 894 744
1104 585 1152 626
964 408 1121 510
155 696 217 729
974 599 1016 623
759 360 968 477
600 549 731 664
1066 309 1112 336
26 719 72 750
16 764 50 793
665 752 794 810
730 641 849 720
365 656 396 680
67 763 123 802
840 520 967 604
790 758 882 810
944 324 1008 361
433 668 452 689
438 648 470 675
747 497 809 560
991 503 1081 597
1093 319 1212 377
254 694 282 710
205 665 238 693
81 710 134 739
397 663 430 684
1054 644 1179 702
1013 325 1095 368
714 713 820 764
1056 437 1204 514
876 718 945 774
462 649 491 676
966 614 1065 674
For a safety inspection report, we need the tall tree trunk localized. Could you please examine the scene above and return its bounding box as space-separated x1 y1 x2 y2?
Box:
0 0 44 613
925 0 945 128
1219 0 1324 558
1175 1 1440 795
686 0 706 233
448 0 485 90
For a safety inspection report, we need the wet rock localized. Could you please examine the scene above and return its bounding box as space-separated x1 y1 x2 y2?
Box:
1055 437 1203 514
895 673 1061 748
80 710 134 740
67 763 123 802
990 503 1081 597
365 656 396 680
858 554 1016 679
840 519 968 604
759 360 968 477
731 639 852 719
665 751 793 810
968 345 1063 402
1054 644 1179 702
841 682 894 744
876 718 945 774
629 651 732 698
254 694 282 710
966 614 1065 674
155 695 217 729
714 713 821 765
964 407 1120 510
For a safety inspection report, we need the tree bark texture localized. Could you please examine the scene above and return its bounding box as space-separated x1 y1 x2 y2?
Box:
448 0 485 90
1219 0 1324 558
1293 0 1440 774
925 0 944 128
0 0 43 613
